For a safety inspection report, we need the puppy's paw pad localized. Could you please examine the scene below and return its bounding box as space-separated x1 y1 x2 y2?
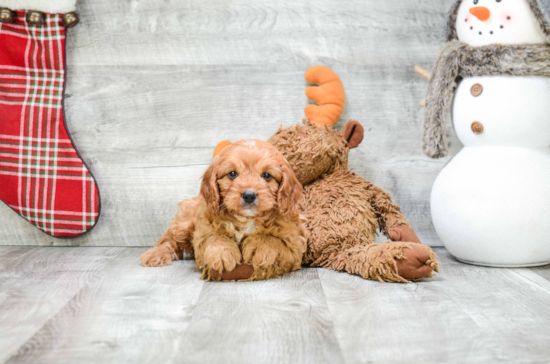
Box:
254 245 278 267
243 243 278 267
241 244 257 264
141 248 173 267
204 243 242 272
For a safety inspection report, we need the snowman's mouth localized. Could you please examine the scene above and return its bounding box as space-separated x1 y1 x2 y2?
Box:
467 24 505 36
465 13 509 37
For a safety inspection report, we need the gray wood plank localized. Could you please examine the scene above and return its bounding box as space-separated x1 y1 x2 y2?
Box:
2 247 550 363
529 264 550 282
3 247 342 364
178 268 344 364
319 247 550 364
5 248 204 364
0 247 125 363
0 247 39 272
70 0 450 67
0 0 457 246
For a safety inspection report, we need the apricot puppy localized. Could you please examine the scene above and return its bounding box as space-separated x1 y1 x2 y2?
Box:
140 140 307 281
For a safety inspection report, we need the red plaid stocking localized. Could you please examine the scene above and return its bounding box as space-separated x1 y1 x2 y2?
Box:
0 5 100 237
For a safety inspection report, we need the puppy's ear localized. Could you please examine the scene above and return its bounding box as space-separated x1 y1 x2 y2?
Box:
277 163 303 218
200 162 220 215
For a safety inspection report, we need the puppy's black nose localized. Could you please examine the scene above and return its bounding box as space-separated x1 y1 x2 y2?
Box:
242 191 257 204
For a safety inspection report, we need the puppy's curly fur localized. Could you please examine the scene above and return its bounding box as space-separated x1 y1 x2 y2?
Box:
141 140 307 281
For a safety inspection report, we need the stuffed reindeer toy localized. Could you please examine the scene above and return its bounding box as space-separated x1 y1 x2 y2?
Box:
208 66 439 282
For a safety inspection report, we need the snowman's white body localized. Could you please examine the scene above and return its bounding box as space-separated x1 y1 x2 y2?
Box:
431 76 550 266
430 0 550 266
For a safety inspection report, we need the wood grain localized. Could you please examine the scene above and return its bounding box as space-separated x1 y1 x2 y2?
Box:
0 0 457 246
4 248 204 364
530 264 550 281
0 247 123 363
319 247 550 363
1 247 550 363
179 268 344 364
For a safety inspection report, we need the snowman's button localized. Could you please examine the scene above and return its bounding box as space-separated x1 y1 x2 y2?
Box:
471 83 483 97
471 121 484 135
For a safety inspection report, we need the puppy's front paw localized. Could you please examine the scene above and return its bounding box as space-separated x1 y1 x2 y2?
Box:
141 246 176 267
204 242 242 272
242 239 279 268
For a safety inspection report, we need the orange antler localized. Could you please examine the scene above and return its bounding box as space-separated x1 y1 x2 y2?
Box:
304 66 346 128
213 140 232 159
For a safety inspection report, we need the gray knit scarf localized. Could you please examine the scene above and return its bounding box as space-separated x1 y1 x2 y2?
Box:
423 40 550 159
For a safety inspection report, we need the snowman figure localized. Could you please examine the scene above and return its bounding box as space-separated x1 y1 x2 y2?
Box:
422 0 550 266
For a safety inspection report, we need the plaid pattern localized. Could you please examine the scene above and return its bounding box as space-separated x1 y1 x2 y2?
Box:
0 11 99 237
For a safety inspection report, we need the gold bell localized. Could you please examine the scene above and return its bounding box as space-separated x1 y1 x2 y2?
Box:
0 7 14 23
62 12 79 28
26 10 44 26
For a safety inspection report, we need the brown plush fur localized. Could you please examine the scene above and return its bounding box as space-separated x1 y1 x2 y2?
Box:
141 140 308 281
268 120 439 283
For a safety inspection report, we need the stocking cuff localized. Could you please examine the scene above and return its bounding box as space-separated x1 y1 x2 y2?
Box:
0 0 76 13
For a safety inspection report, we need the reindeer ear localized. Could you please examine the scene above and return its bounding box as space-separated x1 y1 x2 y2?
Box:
213 140 232 159
343 120 364 149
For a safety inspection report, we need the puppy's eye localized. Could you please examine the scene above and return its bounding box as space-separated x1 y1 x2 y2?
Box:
261 172 272 180
228 171 238 178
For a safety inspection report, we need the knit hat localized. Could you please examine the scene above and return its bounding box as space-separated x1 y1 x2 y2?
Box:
445 0 550 42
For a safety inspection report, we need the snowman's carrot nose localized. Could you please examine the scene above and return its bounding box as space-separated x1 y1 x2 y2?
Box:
470 6 491 21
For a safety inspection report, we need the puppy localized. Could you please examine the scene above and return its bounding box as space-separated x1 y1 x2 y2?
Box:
140 140 308 280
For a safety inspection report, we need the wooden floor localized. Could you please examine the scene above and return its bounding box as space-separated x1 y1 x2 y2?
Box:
1 247 550 363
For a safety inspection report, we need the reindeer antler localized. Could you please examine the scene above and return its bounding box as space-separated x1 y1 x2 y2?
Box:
415 66 431 80
213 140 232 159
415 50 440 108
304 66 346 127
415 65 431 107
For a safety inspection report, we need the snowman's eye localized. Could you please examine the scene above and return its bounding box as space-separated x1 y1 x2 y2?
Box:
474 0 479 4
496 0 502 2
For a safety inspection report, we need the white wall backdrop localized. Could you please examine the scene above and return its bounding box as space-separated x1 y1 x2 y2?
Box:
0 0 459 246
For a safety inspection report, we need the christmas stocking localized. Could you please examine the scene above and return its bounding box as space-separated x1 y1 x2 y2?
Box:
0 1 100 237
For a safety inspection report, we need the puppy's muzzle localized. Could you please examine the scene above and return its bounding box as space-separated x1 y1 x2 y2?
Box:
242 190 257 205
